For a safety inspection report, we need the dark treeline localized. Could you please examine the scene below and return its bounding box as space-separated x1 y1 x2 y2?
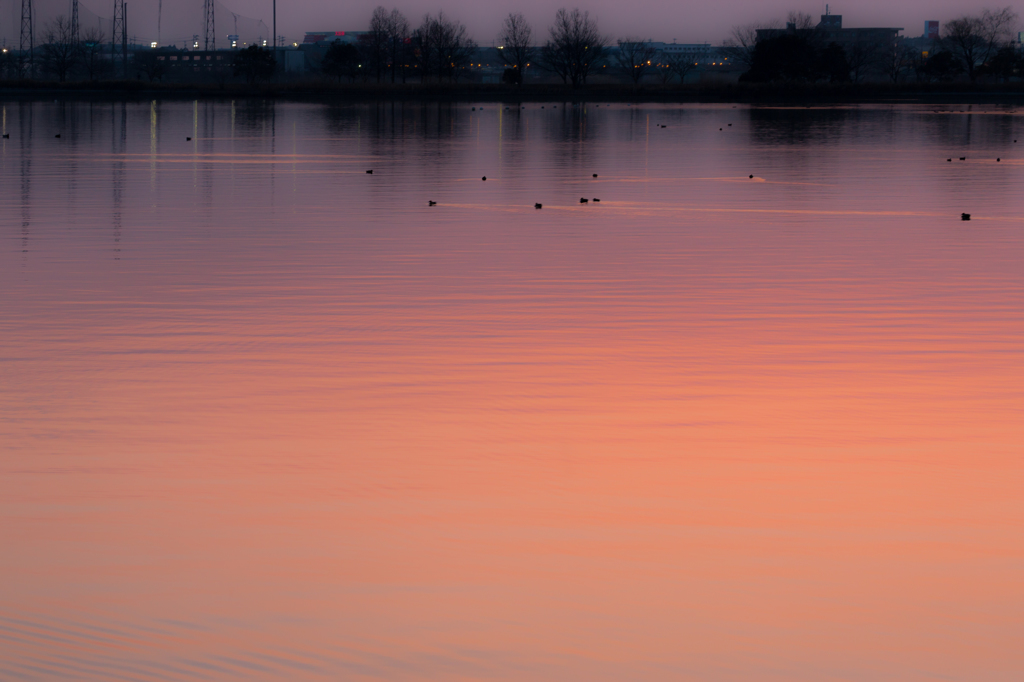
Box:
0 6 609 89
2 5 1024 91
319 7 608 88
727 7 1021 85
314 4 1024 88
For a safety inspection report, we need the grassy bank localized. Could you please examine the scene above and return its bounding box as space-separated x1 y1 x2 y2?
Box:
3 79 1024 104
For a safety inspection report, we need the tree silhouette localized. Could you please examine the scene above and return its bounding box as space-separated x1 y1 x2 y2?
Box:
540 8 607 88
322 41 360 82
40 16 77 82
497 12 534 85
232 45 276 85
941 8 1017 82
616 39 657 87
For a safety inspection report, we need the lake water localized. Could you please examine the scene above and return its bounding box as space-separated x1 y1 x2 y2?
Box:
1 100 1022 680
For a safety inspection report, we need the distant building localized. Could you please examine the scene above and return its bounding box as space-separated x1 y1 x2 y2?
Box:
285 51 305 74
757 14 903 48
303 32 366 46
636 42 738 82
150 50 231 81
925 21 940 40
655 43 715 61
615 42 724 65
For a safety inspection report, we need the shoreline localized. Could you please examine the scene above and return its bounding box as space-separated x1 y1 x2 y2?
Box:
4 80 1024 104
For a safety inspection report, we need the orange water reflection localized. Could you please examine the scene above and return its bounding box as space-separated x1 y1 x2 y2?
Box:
1 101 1022 680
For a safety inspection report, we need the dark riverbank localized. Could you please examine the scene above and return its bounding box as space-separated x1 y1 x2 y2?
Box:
4 79 1024 104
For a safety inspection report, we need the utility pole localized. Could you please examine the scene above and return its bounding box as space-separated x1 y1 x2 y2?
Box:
203 0 216 52
19 0 33 78
71 0 80 45
273 0 277 56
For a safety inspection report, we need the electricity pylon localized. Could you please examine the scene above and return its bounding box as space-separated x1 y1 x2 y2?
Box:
112 0 127 78
71 0 80 44
203 0 216 51
20 0 33 78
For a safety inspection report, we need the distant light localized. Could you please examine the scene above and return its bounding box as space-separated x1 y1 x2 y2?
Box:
262 40 267 47
150 42 157 48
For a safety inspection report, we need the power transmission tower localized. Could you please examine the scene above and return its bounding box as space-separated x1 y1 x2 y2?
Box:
19 0 33 78
71 0 80 44
112 0 127 78
203 0 216 51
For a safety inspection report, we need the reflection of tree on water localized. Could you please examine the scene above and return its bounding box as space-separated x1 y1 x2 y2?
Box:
748 104 1018 151
19 102 33 259
232 99 275 136
748 106 855 146
200 99 220 211
62 101 80 242
550 103 600 169
111 101 126 260
316 102 609 192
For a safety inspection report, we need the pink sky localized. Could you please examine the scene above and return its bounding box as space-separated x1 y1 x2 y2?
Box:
4 0 1016 49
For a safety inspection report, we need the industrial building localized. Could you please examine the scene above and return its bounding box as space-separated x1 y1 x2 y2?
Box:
756 12 903 47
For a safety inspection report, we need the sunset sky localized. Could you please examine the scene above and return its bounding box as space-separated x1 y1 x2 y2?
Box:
2 0 1013 48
